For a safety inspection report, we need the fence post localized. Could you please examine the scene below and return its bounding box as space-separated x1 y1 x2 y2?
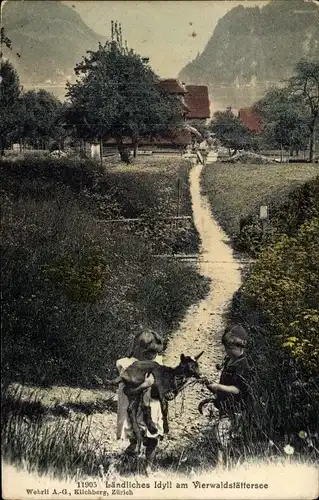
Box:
259 205 269 236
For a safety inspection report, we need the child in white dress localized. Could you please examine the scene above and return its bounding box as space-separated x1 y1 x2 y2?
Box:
116 330 164 459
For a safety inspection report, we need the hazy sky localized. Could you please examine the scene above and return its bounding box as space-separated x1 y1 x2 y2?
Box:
63 0 270 77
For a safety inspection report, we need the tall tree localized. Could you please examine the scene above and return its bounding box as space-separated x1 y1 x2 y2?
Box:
0 60 21 155
66 36 183 161
20 90 63 149
209 107 254 155
287 60 319 162
254 87 310 158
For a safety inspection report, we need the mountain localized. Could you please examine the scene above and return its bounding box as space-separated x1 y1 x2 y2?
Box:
2 0 106 89
178 0 319 111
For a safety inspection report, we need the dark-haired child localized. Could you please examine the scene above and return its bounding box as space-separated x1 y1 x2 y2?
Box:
199 325 251 465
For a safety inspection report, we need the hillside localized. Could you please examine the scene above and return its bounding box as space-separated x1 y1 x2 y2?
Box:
2 0 106 85
179 0 319 110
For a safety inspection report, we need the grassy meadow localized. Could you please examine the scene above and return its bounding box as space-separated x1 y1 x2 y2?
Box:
198 161 319 469
201 162 319 238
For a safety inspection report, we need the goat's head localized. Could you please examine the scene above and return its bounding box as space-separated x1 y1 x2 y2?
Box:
178 351 204 379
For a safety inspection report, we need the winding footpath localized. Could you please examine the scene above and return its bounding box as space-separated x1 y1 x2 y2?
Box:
161 161 244 454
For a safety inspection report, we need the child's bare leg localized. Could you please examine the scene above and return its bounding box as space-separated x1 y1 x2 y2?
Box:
145 437 158 473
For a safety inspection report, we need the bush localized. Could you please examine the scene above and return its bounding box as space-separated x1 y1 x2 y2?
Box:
241 217 319 373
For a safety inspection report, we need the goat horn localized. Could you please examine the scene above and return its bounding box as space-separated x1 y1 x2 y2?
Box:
195 351 204 360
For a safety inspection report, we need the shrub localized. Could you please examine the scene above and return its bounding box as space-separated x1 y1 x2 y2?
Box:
241 217 319 373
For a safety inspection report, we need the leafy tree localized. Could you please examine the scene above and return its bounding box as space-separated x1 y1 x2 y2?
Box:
66 39 183 162
0 60 21 155
288 60 319 162
254 87 310 158
209 107 254 155
20 90 64 149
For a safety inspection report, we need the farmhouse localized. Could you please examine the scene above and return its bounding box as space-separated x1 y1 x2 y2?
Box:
158 79 210 124
104 78 210 150
238 108 262 134
183 85 211 126
146 79 210 147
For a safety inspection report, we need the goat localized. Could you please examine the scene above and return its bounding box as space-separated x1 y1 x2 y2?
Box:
107 351 204 454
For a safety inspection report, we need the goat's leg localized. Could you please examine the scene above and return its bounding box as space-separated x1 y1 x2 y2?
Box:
160 397 169 434
127 396 143 455
125 438 138 456
142 404 158 435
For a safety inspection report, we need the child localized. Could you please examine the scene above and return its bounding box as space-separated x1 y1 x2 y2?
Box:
116 329 164 462
199 325 251 464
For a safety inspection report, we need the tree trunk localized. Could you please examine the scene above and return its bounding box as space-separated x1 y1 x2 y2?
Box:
100 136 103 168
309 119 316 163
116 136 131 164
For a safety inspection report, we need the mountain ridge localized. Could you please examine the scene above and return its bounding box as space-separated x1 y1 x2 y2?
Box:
2 0 107 85
178 0 319 110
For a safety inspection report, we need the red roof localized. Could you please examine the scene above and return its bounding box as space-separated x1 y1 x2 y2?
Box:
238 108 262 133
158 79 187 94
184 85 210 119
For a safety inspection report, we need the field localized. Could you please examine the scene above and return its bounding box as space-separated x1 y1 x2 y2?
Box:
201 162 319 238
198 161 319 469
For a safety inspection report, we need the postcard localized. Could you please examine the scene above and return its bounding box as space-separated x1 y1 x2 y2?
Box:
1 1 318 499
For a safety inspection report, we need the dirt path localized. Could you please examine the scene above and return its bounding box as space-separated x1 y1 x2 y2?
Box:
161 161 244 453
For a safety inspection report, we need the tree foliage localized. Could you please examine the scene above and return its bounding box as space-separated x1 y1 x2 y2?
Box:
242 217 319 374
66 40 183 161
287 59 319 162
0 60 21 154
254 59 319 161
254 86 310 155
209 107 255 155
0 61 66 152
20 90 65 149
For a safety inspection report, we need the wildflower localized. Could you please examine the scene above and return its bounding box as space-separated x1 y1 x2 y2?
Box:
268 440 274 447
298 430 307 439
284 444 294 455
